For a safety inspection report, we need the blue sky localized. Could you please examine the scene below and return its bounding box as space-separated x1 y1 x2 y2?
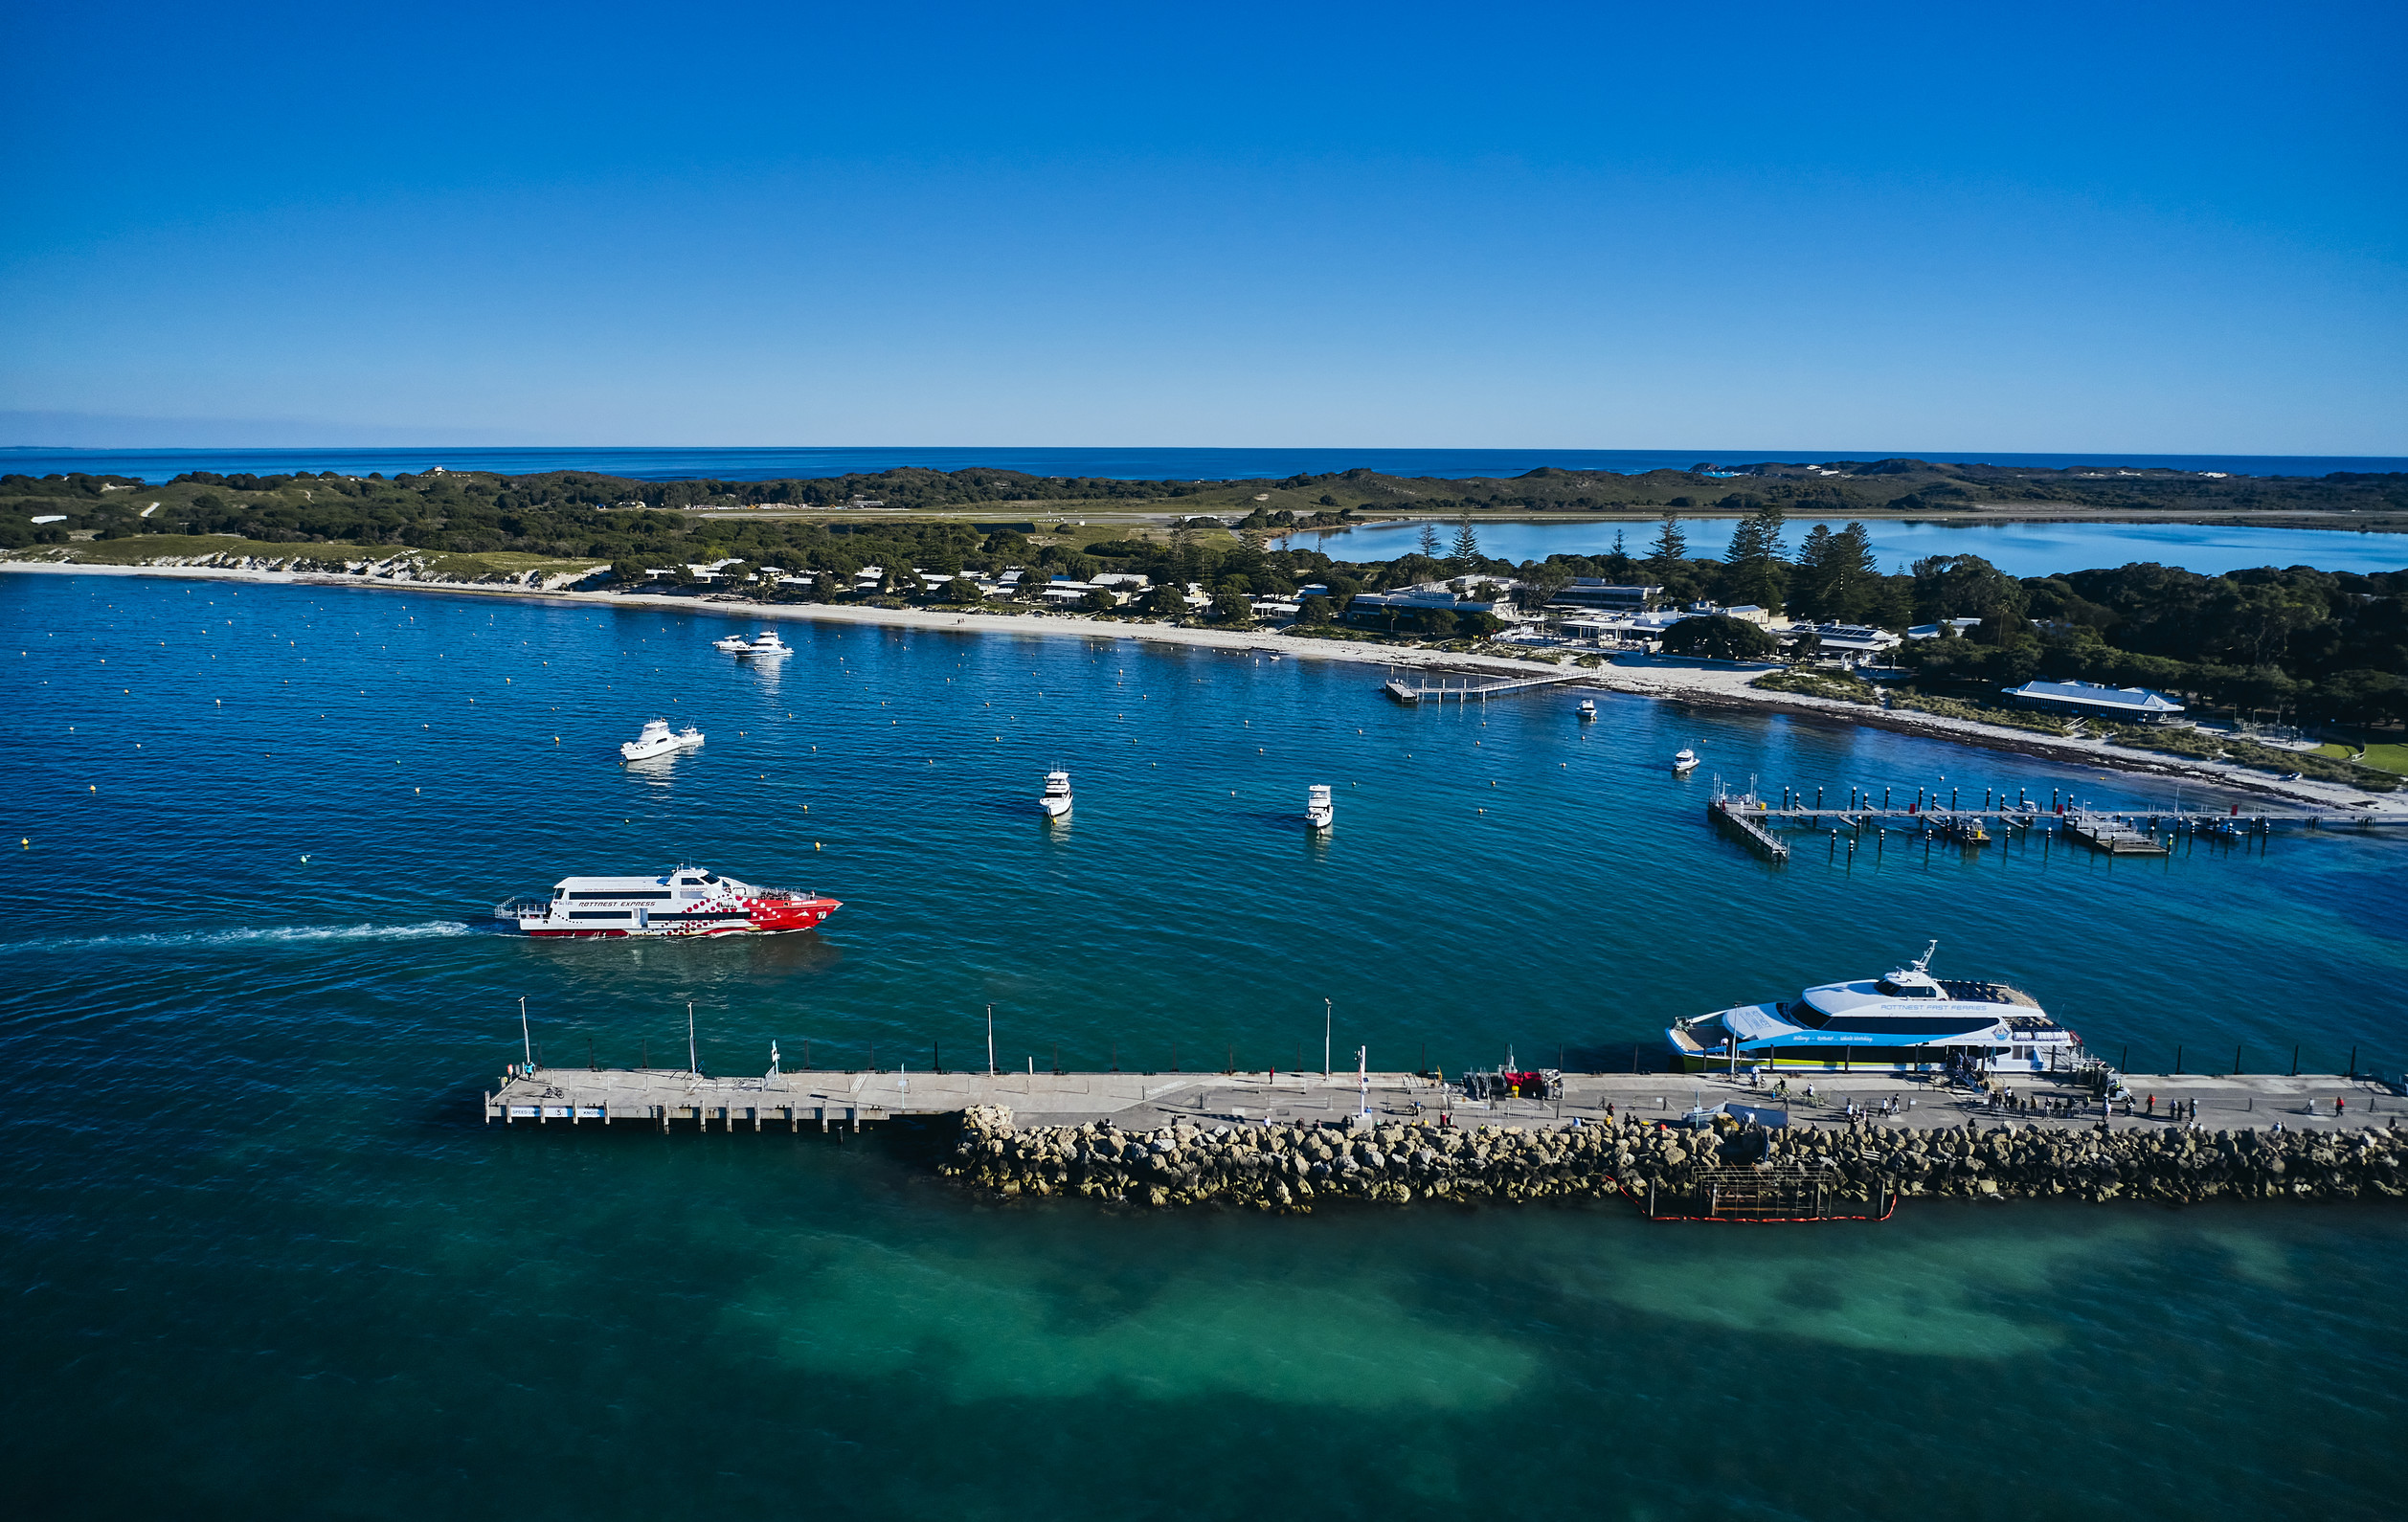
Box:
3 1 2401 451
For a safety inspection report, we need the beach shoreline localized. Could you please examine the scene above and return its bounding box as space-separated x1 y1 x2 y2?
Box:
12 557 2400 817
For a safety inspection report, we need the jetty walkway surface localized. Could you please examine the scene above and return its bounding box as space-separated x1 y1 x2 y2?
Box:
487 1066 2404 1137
1380 672 1576 704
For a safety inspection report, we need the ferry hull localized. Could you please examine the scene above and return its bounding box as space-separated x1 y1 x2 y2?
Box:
516 900 839 938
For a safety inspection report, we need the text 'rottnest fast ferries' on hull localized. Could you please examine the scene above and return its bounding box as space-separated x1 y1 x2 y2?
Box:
1666 941 2079 1075
494 867 841 938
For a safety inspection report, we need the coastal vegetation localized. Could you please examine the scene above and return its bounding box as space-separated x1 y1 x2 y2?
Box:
6 462 2401 752
6 457 2405 560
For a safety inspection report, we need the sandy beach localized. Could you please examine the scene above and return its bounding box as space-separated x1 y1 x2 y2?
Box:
12 556 2401 817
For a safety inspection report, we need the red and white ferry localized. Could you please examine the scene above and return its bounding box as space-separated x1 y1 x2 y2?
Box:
494 866 841 938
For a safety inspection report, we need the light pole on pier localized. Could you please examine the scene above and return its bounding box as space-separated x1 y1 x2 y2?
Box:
1323 998 1332 1079
687 1002 697 1076
519 996 531 1070
986 1004 996 1077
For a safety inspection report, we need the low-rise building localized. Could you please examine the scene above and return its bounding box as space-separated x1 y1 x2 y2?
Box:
1553 579 1662 611
2002 680 2186 725
1793 621 1902 656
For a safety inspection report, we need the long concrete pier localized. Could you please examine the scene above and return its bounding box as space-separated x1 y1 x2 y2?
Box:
485 1065 2407 1137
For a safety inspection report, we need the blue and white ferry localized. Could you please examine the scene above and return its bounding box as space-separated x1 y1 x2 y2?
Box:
1667 942 2079 1074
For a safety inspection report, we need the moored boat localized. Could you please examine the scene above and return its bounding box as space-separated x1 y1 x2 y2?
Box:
494 866 840 937
1039 770 1073 818
1305 783 1334 832
619 717 706 761
711 632 753 653
742 632 791 658
1667 941 2078 1074
1672 747 1699 773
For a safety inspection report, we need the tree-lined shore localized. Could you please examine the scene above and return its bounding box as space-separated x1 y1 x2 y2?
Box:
7 462 2402 737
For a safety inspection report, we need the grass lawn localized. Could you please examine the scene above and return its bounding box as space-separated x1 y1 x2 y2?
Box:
2314 742 2408 775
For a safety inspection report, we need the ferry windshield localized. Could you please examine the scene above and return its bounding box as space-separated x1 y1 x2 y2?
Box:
1876 977 1939 997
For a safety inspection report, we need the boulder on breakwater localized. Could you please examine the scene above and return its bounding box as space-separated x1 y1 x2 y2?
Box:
937 1104 2408 1211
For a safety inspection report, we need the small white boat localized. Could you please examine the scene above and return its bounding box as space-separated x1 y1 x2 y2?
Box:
1672 747 1699 773
1576 699 1597 720
1039 770 1073 818
711 633 753 653
620 718 706 761
742 632 792 658
1305 783 1334 832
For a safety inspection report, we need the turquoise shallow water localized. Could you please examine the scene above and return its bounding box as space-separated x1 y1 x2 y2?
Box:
9 571 2408 1519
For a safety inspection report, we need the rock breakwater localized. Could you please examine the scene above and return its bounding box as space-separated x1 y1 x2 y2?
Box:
940 1106 2408 1210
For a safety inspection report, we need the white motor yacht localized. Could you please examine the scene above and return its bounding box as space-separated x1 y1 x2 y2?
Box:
1305 783 1335 832
1039 770 1073 818
1672 747 1699 772
742 631 792 658
1667 940 2077 1075
620 718 706 761
1577 699 1597 720
711 632 753 653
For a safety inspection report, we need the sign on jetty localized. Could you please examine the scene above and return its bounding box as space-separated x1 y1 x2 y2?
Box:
485 1065 2408 1215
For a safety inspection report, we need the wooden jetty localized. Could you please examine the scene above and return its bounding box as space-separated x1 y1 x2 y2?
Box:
2062 811 2171 856
1381 671 1577 705
484 1064 2404 1137
1729 805 2400 842
1707 792 1789 861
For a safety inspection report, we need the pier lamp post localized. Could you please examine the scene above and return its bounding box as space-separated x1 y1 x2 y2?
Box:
986 1004 996 1077
519 996 532 1072
687 1002 697 1077
1324 998 1333 1079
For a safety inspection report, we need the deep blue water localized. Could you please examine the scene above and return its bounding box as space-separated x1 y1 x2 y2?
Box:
9 571 2408 1519
5 443 2402 483
1309 517 2408 577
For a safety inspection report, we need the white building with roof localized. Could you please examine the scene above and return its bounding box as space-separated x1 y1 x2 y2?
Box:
2002 680 2185 725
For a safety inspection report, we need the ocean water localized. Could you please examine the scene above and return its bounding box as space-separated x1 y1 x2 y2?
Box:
1309 517 2408 578
9 571 2408 1520
7 443 2404 484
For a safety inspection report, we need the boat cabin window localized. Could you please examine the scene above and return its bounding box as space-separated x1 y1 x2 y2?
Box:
679 877 704 885
1876 977 1938 997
